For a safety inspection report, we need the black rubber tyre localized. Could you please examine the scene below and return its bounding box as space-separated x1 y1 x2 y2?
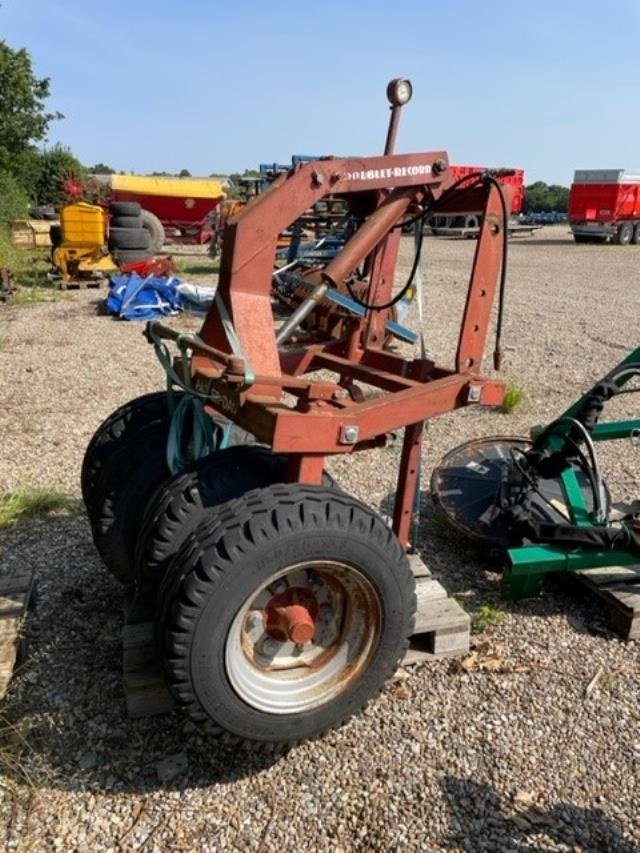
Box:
110 215 143 229
633 223 640 245
613 222 633 245
81 390 181 511
109 201 141 217
136 445 333 589
89 413 256 584
49 224 62 248
90 421 173 583
157 483 416 743
141 209 165 253
112 248 153 265
108 227 151 250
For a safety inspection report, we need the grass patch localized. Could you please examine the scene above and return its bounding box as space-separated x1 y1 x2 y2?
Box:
0 488 76 528
500 381 525 414
472 603 505 633
176 259 220 277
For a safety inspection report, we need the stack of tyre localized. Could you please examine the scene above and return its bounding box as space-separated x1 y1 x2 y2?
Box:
108 201 165 265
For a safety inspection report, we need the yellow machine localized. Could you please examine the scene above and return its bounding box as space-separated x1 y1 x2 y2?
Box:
52 202 117 286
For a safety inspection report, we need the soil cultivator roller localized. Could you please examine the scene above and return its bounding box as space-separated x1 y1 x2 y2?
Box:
432 348 640 598
83 79 513 742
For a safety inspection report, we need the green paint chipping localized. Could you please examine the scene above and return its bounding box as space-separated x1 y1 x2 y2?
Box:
500 382 525 414
0 488 76 528
472 603 504 633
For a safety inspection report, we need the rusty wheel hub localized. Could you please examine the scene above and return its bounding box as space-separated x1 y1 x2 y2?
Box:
225 561 381 714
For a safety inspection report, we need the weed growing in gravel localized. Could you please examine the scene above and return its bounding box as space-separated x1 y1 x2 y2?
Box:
500 382 525 414
472 603 505 632
0 714 38 804
0 488 76 528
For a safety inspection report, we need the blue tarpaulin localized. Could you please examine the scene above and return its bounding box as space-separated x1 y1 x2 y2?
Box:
106 273 185 320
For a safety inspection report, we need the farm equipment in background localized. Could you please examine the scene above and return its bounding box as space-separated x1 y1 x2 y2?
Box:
82 77 515 743
569 169 640 244
432 348 640 599
429 166 526 236
108 174 226 247
49 202 118 286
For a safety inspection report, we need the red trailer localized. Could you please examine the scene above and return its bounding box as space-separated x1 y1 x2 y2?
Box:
430 165 524 233
569 169 640 244
109 174 226 245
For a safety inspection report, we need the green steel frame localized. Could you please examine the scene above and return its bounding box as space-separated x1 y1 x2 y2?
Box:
504 346 640 599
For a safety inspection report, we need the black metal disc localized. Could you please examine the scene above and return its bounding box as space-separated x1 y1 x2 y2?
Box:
430 436 598 548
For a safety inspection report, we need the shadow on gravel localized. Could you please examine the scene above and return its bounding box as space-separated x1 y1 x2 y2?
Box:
382 488 620 635
440 776 635 852
1 515 284 796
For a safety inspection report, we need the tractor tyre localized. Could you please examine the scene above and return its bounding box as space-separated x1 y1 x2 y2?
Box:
109 201 141 217
136 445 285 589
613 222 633 245
89 413 257 584
108 227 151 250
112 248 153 265
633 223 640 245
136 445 334 590
90 421 174 583
81 390 181 511
157 483 416 743
110 215 143 229
141 209 166 253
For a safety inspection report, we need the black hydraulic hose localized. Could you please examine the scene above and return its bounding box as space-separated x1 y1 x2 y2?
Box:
342 171 509 323
484 175 509 370
343 225 425 311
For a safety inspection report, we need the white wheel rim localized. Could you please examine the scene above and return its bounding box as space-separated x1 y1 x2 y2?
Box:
225 561 381 714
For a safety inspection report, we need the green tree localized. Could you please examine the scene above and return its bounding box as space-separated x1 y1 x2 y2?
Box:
0 170 29 225
523 181 569 213
178 168 191 177
0 39 62 175
90 162 115 174
31 144 86 206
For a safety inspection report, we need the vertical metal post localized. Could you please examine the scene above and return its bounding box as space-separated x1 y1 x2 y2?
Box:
384 105 402 156
392 421 424 548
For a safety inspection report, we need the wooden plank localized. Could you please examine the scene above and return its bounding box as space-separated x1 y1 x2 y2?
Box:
122 622 154 650
0 592 29 617
575 565 640 587
125 683 175 719
0 568 34 701
0 569 34 595
408 554 432 579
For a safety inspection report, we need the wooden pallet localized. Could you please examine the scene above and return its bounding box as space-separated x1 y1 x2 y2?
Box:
573 564 640 640
122 555 470 719
0 568 35 700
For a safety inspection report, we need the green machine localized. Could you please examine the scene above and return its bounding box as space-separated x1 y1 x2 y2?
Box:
432 348 640 598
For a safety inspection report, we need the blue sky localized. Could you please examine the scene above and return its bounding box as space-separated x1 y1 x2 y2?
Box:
2 0 639 184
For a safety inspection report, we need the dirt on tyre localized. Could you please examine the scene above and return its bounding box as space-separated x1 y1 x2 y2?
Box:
157 483 416 743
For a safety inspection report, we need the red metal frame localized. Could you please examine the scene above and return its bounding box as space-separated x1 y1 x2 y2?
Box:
151 106 509 549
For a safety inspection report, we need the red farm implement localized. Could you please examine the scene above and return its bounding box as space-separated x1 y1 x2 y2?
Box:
109 174 226 245
82 79 512 743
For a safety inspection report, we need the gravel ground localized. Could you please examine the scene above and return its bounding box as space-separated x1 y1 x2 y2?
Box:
0 226 639 851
